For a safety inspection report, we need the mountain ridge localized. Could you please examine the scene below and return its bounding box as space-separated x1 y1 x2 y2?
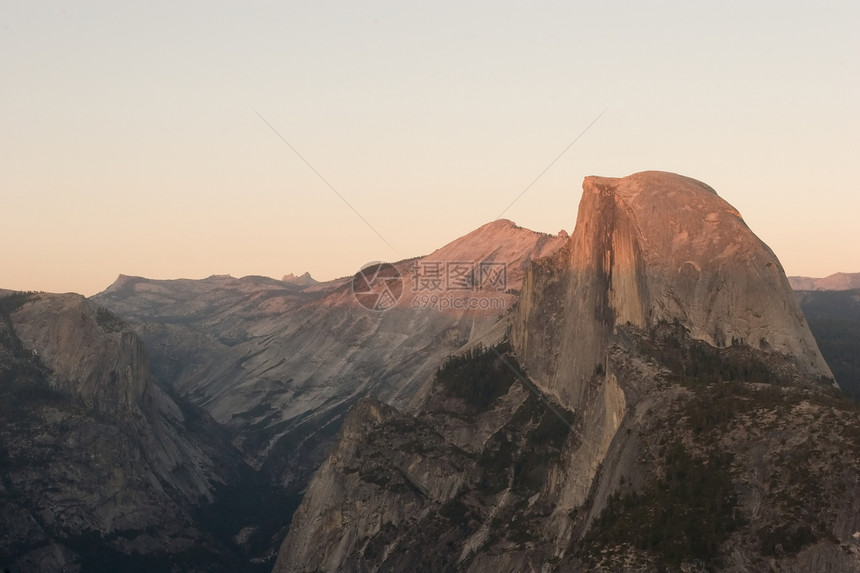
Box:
85 218 568 568
789 272 860 291
4 190 856 571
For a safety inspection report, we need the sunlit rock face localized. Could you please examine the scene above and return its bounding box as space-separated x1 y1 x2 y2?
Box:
513 170 833 411
272 172 857 573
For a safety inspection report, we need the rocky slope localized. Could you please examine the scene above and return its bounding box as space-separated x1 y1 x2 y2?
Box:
93 220 564 468
276 172 858 572
275 337 860 572
0 292 244 572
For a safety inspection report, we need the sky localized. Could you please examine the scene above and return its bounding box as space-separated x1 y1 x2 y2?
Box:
2 1 858 296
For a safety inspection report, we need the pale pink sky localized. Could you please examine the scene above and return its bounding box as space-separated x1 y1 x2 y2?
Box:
2 1 858 296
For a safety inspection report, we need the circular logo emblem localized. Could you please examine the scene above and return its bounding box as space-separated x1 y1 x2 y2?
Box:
351 262 403 311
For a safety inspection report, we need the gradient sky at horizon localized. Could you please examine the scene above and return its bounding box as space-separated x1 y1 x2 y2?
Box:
2 1 858 296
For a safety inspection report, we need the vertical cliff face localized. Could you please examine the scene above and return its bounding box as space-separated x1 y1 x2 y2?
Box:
0 293 239 572
9 294 220 502
513 171 833 412
11 294 157 429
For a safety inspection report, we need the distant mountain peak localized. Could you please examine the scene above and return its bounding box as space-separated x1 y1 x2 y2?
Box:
282 272 318 286
789 271 860 291
481 218 518 230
